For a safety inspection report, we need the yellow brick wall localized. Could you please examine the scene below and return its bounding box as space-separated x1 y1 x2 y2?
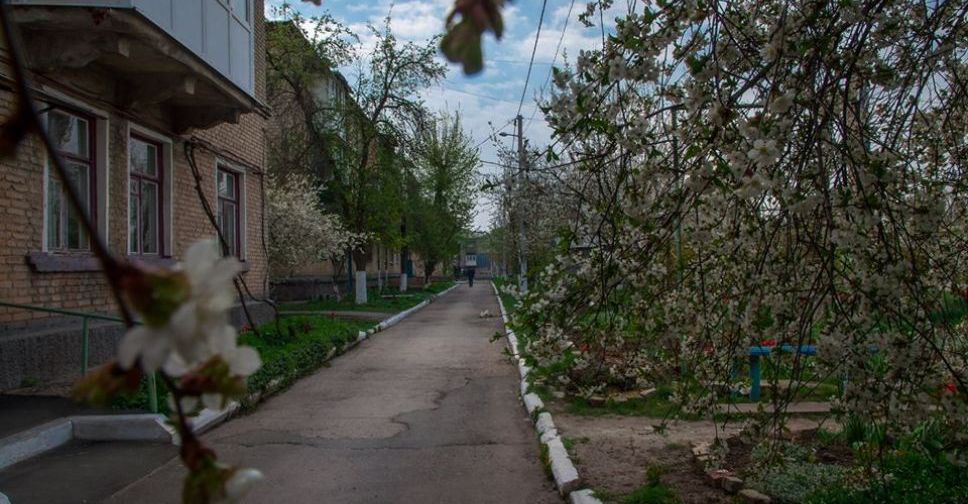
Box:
0 1 269 325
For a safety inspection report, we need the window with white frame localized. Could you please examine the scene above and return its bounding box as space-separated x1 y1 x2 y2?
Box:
217 166 242 258
45 108 95 252
128 135 164 255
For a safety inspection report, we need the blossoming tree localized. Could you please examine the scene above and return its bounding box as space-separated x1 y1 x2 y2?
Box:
495 0 968 456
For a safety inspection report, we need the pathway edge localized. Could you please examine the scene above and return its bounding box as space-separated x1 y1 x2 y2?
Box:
491 282 602 502
199 282 462 434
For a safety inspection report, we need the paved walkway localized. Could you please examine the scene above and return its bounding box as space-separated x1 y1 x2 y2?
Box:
108 284 560 503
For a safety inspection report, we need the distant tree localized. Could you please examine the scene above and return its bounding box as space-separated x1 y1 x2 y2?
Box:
265 174 365 280
408 112 479 282
266 7 446 303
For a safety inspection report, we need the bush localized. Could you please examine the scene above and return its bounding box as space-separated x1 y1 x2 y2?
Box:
241 316 372 399
111 374 171 415
748 462 844 504
806 452 968 504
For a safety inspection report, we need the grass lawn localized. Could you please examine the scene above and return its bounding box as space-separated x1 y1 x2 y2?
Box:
113 314 373 414
240 315 373 399
279 281 455 313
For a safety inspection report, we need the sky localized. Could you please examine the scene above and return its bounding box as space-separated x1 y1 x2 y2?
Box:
266 0 617 230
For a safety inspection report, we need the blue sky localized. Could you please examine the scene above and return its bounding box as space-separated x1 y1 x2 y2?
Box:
266 0 617 229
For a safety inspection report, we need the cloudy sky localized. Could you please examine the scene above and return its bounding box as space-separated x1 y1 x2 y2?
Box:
266 0 617 229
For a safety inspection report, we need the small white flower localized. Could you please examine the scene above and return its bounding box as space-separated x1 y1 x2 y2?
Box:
770 90 796 115
747 139 780 168
707 101 729 127
118 240 260 379
218 467 264 504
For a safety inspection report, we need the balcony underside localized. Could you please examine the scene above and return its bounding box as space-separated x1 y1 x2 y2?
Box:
12 6 263 132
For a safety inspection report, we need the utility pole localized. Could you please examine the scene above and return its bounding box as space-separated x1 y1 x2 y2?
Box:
515 114 529 293
672 108 683 289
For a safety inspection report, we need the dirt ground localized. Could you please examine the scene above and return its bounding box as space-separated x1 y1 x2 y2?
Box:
550 403 825 503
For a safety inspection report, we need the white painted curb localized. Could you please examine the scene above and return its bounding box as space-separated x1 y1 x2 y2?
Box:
0 419 72 471
570 489 601 504
72 414 174 443
491 281 602 502
546 435 581 494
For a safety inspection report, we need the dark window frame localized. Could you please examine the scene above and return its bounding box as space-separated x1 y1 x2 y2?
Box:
128 134 165 256
216 166 242 258
46 107 97 253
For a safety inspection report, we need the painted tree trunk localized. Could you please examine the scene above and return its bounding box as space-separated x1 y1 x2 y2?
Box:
355 271 368 305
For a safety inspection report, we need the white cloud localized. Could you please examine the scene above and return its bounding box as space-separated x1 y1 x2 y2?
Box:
266 0 606 230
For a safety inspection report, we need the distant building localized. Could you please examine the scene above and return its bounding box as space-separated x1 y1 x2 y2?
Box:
0 0 271 389
264 20 411 301
458 233 493 277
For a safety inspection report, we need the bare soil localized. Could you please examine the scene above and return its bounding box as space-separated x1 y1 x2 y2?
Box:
550 410 738 503
549 402 827 503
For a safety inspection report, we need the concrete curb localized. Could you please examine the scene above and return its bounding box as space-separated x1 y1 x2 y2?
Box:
0 414 176 470
491 282 601 502
0 419 72 471
72 414 174 443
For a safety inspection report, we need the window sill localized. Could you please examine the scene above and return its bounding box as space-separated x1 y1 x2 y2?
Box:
27 252 101 273
28 253 250 274
127 255 177 269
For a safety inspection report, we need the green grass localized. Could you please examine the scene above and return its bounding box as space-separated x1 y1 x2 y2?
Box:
622 483 681 504
240 315 373 401
729 380 842 404
492 277 519 314
562 385 695 419
111 313 380 414
111 374 171 414
279 281 454 313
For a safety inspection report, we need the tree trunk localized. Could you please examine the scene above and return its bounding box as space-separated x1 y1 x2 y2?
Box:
352 247 369 305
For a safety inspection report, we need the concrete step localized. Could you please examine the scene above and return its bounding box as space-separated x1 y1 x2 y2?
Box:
0 440 176 504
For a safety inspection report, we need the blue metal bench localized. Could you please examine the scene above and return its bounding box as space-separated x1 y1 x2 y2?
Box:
747 344 817 401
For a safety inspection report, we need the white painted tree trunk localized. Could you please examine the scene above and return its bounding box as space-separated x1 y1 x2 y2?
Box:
399 273 408 292
355 271 368 304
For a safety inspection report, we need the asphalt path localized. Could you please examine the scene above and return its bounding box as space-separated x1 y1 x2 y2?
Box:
108 283 561 503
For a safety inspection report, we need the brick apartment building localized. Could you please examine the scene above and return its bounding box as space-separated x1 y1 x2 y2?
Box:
0 0 271 389
265 20 420 302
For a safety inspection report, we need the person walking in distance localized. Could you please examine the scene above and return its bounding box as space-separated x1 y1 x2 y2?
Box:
466 266 476 287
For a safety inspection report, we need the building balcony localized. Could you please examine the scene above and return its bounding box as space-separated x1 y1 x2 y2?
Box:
9 0 264 131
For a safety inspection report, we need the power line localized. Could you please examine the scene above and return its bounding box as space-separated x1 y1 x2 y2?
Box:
489 58 556 66
517 0 549 117
525 0 577 134
440 85 521 105
473 116 517 150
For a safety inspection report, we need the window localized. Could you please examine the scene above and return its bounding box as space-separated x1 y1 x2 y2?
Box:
229 0 249 22
45 108 95 252
217 167 241 257
128 136 163 255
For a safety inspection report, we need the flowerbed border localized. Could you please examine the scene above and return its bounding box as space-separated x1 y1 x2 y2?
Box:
491 282 603 504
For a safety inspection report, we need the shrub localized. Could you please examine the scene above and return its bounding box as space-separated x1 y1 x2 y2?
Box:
748 462 844 504
806 452 968 504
